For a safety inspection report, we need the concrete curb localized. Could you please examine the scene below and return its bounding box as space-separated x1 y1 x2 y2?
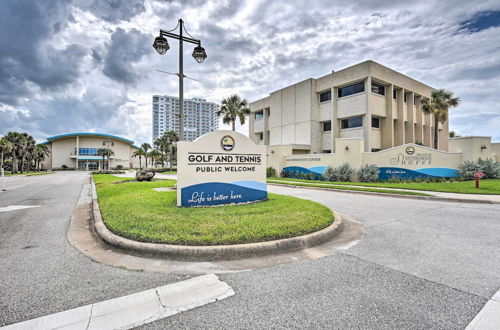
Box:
268 183 500 204
91 180 343 261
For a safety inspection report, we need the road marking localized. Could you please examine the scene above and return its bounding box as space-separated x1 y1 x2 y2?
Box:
0 205 40 213
466 289 500 330
1 274 234 330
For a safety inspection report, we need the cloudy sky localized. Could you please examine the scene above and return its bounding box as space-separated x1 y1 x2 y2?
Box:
1 0 500 145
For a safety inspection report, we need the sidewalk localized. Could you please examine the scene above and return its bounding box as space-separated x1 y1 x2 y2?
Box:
267 180 500 204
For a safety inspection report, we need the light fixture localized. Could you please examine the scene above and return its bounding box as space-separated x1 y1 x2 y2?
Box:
481 144 487 150
345 146 349 151
192 45 207 63
153 35 169 55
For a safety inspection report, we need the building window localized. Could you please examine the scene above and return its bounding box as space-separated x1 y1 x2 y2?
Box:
338 81 365 98
266 108 270 116
341 116 363 129
255 111 264 120
259 132 263 140
404 93 407 103
323 121 332 131
414 95 417 105
393 89 397 100
372 117 380 128
371 81 385 96
319 90 331 103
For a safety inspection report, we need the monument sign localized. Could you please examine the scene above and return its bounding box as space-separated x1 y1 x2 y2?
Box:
177 130 267 207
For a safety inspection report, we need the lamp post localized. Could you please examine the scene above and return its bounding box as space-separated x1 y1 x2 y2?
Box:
153 18 207 141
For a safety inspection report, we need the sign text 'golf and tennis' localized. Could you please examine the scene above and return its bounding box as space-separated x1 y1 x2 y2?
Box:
177 131 267 207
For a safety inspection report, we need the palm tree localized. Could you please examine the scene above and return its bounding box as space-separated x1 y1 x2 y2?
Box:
132 149 146 169
421 89 460 149
141 143 151 168
0 138 13 171
34 144 50 170
154 137 168 168
164 130 179 171
216 94 251 131
4 132 23 174
449 131 460 138
149 149 162 167
97 148 114 171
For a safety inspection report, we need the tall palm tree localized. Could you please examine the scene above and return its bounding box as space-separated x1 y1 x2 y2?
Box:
0 138 13 171
97 148 114 171
164 130 179 171
421 89 460 149
132 149 146 169
154 137 168 168
34 144 50 170
4 132 23 174
141 143 151 168
149 149 162 167
216 94 251 131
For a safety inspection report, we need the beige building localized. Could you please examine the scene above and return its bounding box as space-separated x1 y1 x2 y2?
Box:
41 133 141 170
249 60 449 154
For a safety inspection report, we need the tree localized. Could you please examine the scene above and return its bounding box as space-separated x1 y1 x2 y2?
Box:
216 94 251 131
141 143 151 168
132 149 145 169
421 89 460 149
149 149 162 167
4 132 23 174
34 144 50 170
97 148 114 171
0 138 13 171
449 131 460 138
164 130 179 171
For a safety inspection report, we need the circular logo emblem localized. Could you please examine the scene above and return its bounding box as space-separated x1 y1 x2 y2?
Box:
221 135 235 151
405 146 415 155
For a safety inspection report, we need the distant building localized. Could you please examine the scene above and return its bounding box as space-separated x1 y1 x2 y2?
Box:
40 133 141 170
152 95 219 142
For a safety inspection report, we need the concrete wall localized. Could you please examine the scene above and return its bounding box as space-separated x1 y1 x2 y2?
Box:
448 137 494 162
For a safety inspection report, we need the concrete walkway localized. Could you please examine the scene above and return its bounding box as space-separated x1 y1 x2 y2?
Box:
267 179 500 204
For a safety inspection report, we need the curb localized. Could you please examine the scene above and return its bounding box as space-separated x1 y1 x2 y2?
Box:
91 180 344 261
268 183 500 204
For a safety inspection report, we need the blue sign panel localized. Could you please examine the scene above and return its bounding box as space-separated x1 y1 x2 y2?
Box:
181 181 267 207
379 167 458 180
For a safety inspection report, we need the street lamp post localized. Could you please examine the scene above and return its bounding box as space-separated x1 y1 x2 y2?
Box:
153 18 207 141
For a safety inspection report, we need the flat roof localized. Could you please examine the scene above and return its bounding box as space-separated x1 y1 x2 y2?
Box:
46 133 135 145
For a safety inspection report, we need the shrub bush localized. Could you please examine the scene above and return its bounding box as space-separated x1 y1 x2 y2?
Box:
61 164 68 170
357 164 380 182
322 163 354 182
478 159 500 179
115 165 124 170
458 161 477 180
266 167 276 177
280 170 288 178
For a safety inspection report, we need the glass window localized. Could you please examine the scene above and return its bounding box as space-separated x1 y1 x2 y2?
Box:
266 108 270 116
393 89 397 100
319 90 331 102
371 81 385 96
338 81 365 98
372 117 380 128
259 132 263 140
414 95 416 105
323 121 332 131
404 93 407 103
341 116 363 129
255 111 264 120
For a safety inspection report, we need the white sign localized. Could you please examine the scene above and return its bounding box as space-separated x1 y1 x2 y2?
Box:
177 130 267 207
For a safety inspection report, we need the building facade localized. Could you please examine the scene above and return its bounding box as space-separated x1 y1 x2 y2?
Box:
152 95 219 142
40 133 141 170
249 60 449 154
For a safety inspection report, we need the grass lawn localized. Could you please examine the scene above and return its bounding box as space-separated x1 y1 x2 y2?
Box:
93 174 334 245
160 170 177 174
268 177 500 195
2 170 54 177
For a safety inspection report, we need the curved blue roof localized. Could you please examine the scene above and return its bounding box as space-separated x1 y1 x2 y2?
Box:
46 133 135 145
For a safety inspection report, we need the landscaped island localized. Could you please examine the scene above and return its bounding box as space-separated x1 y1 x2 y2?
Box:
93 174 334 245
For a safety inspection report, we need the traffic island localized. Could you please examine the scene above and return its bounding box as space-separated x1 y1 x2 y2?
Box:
91 174 343 261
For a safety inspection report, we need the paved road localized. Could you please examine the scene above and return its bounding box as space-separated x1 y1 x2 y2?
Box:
1 173 499 329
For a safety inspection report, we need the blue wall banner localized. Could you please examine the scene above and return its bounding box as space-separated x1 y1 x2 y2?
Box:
378 167 458 180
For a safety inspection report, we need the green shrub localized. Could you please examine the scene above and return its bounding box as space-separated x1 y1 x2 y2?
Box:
115 165 124 170
478 159 500 179
322 163 354 182
266 167 276 177
458 160 477 180
308 172 317 180
61 164 68 169
280 170 288 178
357 164 380 182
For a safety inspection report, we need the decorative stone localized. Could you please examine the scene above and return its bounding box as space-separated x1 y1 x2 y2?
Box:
136 169 155 181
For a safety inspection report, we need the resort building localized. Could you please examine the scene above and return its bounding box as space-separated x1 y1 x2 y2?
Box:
40 133 141 170
152 95 219 142
249 60 448 154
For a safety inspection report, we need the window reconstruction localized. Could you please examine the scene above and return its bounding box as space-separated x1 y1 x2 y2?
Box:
323 121 332 131
319 90 331 102
255 111 264 120
393 89 397 100
341 116 363 129
372 117 380 128
371 81 385 96
338 81 365 98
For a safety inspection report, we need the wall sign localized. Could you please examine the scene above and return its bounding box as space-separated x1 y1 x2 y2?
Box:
177 130 267 207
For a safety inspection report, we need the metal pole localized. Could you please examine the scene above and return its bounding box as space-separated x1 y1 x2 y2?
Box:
179 19 184 141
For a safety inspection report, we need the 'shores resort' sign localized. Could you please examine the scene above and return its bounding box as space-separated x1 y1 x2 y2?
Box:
177 130 267 207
